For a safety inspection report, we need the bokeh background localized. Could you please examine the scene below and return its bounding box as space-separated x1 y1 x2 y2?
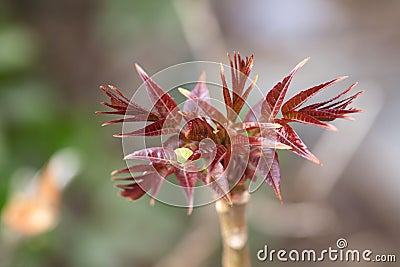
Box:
0 0 399 266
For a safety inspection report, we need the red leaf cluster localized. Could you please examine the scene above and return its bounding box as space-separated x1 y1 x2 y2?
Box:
98 53 363 212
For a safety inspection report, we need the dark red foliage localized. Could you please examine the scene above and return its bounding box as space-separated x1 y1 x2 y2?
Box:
220 53 258 122
98 53 363 211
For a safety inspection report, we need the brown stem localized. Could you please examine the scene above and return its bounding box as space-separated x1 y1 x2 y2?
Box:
216 183 250 267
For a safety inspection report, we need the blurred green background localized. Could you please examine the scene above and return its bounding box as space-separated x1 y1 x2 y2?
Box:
0 0 399 266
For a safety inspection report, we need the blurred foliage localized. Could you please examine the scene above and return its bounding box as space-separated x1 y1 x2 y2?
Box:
0 26 38 75
0 1 193 266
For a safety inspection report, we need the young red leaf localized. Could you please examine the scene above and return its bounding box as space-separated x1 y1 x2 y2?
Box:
319 90 364 110
113 119 178 137
209 145 227 172
247 148 273 176
149 165 171 205
191 72 210 99
246 147 280 199
183 72 210 113
220 63 234 120
228 53 254 100
174 167 198 214
295 83 364 122
99 85 129 109
232 75 258 116
209 118 229 145
283 111 338 131
227 53 239 100
275 120 320 164
124 147 176 164
185 118 215 141
192 138 218 167
281 76 348 114
111 164 154 176
135 64 179 119
299 109 359 121
221 53 257 121
264 58 309 120
95 110 127 115
116 172 156 199
97 85 160 123
179 88 228 124
265 152 282 202
117 183 147 200
101 114 160 126
116 171 167 202
100 85 154 115
300 83 359 110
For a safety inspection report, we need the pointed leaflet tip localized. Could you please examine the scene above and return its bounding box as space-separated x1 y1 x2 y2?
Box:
291 57 310 75
112 176 134 181
134 63 144 75
264 152 283 202
113 133 123 138
276 188 283 203
191 72 209 100
178 87 190 97
187 206 193 215
327 124 338 132
289 57 310 76
111 169 120 176
310 154 321 165
300 82 361 111
298 57 310 67
134 63 149 82
253 74 259 85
